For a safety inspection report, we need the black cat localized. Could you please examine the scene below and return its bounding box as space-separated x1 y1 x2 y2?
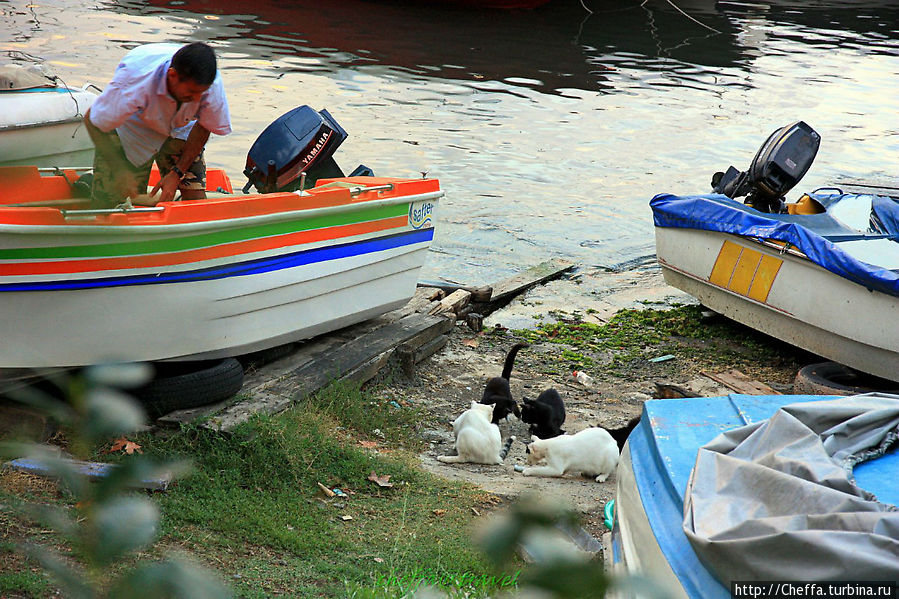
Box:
602 416 641 452
480 342 528 424
520 388 566 439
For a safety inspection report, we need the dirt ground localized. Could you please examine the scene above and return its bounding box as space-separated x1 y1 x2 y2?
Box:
373 267 808 543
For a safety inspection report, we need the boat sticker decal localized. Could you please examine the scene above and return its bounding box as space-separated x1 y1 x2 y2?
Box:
729 248 761 296
709 241 743 288
408 200 435 229
0 228 433 292
0 204 408 261
0 216 409 277
709 240 782 302
748 255 782 302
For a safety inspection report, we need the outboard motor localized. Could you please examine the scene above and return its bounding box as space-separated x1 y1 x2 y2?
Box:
243 106 371 194
711 121 820 213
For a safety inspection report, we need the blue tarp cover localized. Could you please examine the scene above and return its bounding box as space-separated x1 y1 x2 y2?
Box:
650 193 899 298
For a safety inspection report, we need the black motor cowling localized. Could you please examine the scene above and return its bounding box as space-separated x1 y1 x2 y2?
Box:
242 106 371 194
711 121 820 213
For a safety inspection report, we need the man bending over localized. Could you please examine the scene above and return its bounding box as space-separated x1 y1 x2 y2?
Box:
84 42 231 208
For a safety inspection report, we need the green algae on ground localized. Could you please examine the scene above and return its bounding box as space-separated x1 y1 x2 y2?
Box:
511 304 806 378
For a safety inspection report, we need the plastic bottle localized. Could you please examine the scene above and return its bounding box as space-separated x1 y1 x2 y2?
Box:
572 370 594 387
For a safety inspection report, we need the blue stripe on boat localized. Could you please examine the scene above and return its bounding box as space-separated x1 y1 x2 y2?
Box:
0 228 433 292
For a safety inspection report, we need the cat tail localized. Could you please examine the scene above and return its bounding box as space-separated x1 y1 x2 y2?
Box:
501 343 529 380
499 435 516 461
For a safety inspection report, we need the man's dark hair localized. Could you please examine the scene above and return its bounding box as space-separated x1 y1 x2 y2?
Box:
171 42 217 86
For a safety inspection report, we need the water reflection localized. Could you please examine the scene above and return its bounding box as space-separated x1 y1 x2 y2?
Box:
3 0 898 287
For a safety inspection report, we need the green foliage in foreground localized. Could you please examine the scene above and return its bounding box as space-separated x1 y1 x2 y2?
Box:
0 364 231 599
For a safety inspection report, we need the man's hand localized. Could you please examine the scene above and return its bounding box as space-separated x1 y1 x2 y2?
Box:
151 170 182 204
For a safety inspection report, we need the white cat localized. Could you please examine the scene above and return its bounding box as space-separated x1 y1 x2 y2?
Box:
521 427 619 482
438 401 515 465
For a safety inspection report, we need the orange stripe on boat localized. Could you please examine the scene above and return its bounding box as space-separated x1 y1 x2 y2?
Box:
0 216 408 276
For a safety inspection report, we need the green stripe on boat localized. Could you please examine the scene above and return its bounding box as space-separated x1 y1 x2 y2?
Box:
0 204 407 260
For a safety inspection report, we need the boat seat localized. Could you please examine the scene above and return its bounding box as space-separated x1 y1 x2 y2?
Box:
785 194 825 215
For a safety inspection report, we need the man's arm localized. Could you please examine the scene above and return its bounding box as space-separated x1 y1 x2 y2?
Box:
152 123 211 203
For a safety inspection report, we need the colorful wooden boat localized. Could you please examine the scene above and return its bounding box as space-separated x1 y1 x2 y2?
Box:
0 165 441 368
0 65 98 168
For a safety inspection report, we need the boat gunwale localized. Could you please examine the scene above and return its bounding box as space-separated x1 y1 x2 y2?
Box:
0 115 87 132
0 190 444 235
0 86 98 130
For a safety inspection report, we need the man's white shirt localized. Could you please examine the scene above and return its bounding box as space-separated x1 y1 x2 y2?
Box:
89 43 231 166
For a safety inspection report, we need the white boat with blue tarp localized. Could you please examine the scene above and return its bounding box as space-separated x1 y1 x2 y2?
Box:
650 121 899 382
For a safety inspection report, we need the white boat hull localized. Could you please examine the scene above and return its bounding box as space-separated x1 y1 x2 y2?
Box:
3 242 428 367
655 226 899 381
0 86 97 167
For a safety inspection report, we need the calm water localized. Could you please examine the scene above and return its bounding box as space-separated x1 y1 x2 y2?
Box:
3 0 898 290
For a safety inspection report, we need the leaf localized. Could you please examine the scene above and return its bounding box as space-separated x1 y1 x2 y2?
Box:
108 558 232 599
90 497 159 564
367 471 393 488
358 440 379 449
85 389 146 440
107 437 142 455
462 338 479 348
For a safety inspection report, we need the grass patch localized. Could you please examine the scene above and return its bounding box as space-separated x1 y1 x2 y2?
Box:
0 570 52 597
2 379 514 598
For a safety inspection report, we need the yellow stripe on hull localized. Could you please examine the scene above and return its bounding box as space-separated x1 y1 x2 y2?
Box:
709 240 782 302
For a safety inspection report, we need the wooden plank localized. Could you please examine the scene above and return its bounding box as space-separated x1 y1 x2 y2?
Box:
412 334 449 364
396 333 449 376
393 286 445 318
158 316 404 428
205 313 455 432
428 289 471 316
340 349 393 385
417 280 492 302
478 259 575 313
700 369 781 395
4 457 173 491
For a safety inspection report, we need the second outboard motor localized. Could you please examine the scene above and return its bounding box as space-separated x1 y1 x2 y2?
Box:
711 121 820 213
243 106 367 194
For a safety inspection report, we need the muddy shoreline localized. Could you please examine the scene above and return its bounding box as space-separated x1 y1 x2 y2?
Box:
374 265 811 541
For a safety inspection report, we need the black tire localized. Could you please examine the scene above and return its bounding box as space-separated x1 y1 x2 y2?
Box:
793 361 899 396
132 358 245 418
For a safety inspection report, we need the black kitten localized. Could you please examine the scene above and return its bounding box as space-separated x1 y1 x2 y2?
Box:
602 416 641 452
520 388 566 439
480 342 528 424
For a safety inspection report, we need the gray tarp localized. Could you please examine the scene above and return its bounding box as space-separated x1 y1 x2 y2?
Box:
0 64 56 91
683 394 899 582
